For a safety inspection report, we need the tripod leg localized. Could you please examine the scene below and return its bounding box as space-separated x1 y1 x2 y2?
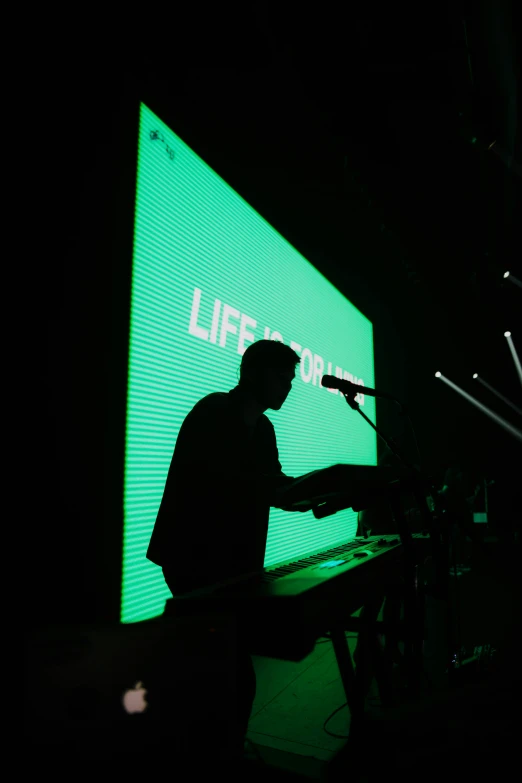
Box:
330 625 360 724
362 598 397 707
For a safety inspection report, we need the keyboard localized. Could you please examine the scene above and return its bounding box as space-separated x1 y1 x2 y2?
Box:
166 532 432 660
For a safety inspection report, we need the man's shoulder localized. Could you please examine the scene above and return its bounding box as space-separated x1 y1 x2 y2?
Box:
195 392 229 407
259 413 275 432
255 414 277 445
188 392 229 416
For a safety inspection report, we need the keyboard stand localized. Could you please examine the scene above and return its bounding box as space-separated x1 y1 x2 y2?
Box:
329 598 397 740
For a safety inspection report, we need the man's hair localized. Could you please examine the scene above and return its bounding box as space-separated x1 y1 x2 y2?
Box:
238 340 301 386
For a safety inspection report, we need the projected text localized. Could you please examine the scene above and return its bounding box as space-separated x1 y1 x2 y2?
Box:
189 286 365 404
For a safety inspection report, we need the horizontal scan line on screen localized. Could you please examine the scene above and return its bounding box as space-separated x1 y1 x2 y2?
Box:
188 286 365 404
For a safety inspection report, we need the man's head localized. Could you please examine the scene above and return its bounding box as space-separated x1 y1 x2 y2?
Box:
238 340 301 411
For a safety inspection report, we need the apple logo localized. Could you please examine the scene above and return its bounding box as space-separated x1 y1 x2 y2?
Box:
122 681 148 714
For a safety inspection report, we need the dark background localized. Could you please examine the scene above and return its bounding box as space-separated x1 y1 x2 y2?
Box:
45 1 521 624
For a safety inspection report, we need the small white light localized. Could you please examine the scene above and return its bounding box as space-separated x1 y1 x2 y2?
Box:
435 372 441 378
473 373 478 379
504 331 511 337
503 271 510 279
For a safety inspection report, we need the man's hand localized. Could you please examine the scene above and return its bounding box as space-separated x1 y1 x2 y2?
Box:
278 501 316 513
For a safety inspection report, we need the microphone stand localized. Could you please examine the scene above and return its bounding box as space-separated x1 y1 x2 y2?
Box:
341 390 444 696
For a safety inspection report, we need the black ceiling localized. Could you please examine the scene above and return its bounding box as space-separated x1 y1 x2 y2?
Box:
54 1 520 472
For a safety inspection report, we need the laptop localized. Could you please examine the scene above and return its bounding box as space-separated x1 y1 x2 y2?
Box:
24 607 242 770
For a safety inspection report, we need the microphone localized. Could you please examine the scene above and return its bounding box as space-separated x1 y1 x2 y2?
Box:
321 375 396 401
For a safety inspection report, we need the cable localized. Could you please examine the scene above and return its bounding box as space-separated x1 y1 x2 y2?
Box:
318 630 363 739
316 631 358 738
323 701 350 739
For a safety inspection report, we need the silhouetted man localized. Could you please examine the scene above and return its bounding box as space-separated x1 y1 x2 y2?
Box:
146 339 302 765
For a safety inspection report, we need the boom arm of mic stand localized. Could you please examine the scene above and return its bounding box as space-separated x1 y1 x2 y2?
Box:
342 392 436 510
342 392 414 469
341 391 440 536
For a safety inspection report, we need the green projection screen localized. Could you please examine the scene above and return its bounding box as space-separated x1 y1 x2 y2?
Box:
123 102 376 623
